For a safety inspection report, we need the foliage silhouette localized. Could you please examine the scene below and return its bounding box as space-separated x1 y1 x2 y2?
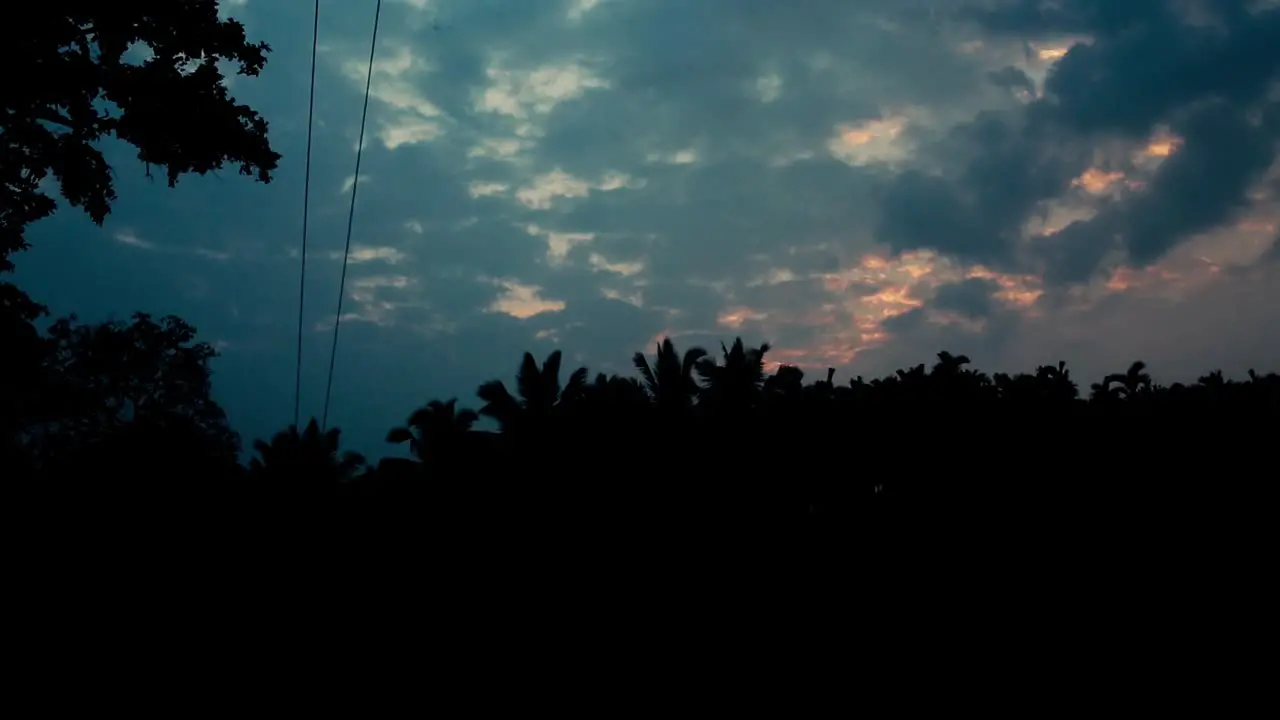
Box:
0 284 52 476
696 338 771 416
633 338 707 415
249 418 366 492
0 4 281 470
18 312 240 485
0 1 280 270
386 397 480 473
5 311 1279 544
476 349 588 435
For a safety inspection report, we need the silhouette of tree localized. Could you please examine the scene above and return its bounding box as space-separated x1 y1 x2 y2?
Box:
632 338 707 414
1094 360 1152 401
994 361 1077 408
9 299 1277 533
695 338 771 414
249 419 365 489
0 1 281 268
25 312 239 479
1197 370 1227 392
1037 361 1078 400
476 350 587 434
579 373 648 416
386 398 478 465
0 285 51 476
763 364 806 399
931 351 971 376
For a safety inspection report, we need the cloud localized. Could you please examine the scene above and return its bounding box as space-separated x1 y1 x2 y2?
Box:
646 148 698 165
514 168 644 209
114 231 156 250
827 113 916 168
217 0 249 20
487 278 566 319
566 0 602 23
468 181 508 198
477 62 607 118
342 44 448 150
338 174 372 195
331 245 409 265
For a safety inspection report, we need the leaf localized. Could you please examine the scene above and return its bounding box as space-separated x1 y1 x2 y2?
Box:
515 353 541 407
633 351 658 397
455 409 480 430
407 407 432 428
681 347 709 379
386 427 414 445
542 350 565 403
563 366 589 401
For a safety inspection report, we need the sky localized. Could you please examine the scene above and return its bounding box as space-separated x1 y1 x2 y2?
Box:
15 0 1280 457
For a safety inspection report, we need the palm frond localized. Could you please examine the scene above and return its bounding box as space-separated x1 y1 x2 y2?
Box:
516 352 541 407
681 346 708 377
563 366 589 401
407 407 432 428
386 426 414 445
455 409 480 429
633 351 659 397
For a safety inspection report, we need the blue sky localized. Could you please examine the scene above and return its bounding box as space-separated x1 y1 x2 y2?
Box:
15 0 1280 457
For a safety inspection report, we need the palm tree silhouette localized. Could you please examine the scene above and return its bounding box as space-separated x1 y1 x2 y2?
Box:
1197 370 1227 391
248 418 365 487
476 350 587 433
995 361 1078 404
931 351 972 376
1037 361 1078 400
695 337 771 413
633 338 707 413
386 398 478 463
763 364 805 398
1099 360 1152 400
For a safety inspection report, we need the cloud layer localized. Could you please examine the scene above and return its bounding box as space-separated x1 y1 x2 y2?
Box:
17 0 1280 454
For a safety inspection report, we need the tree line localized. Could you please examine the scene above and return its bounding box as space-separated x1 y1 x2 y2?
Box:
5 310 1276 518
3 4 1277 542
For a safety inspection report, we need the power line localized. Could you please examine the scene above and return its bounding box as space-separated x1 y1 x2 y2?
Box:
293 0 321 430
322 0 382 431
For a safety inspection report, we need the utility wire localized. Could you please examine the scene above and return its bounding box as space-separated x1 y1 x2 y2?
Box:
293 0 321 430
322 0 382 431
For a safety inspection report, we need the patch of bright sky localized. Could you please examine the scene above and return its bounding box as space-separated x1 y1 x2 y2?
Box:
487 279 566 319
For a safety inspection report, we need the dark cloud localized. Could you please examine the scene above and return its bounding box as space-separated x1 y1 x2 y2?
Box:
966 0 1176 38
1037 216 1116 285
1032 6 1280 136
931 277 1001 318
879 0 1280 284
877 110 1092 270
1123 102 1277 264
987 66 1035 96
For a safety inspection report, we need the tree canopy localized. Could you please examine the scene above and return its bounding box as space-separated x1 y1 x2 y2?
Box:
0 1 280 270
15 312 240 484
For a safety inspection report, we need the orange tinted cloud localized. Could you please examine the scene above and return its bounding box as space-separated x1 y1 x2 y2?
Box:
1073 167 1125 194
488 280 565 319
717 307 768 329
1105 265 1183 292
966 266 1044 308
828 114 913 166
1143 130 1183 158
